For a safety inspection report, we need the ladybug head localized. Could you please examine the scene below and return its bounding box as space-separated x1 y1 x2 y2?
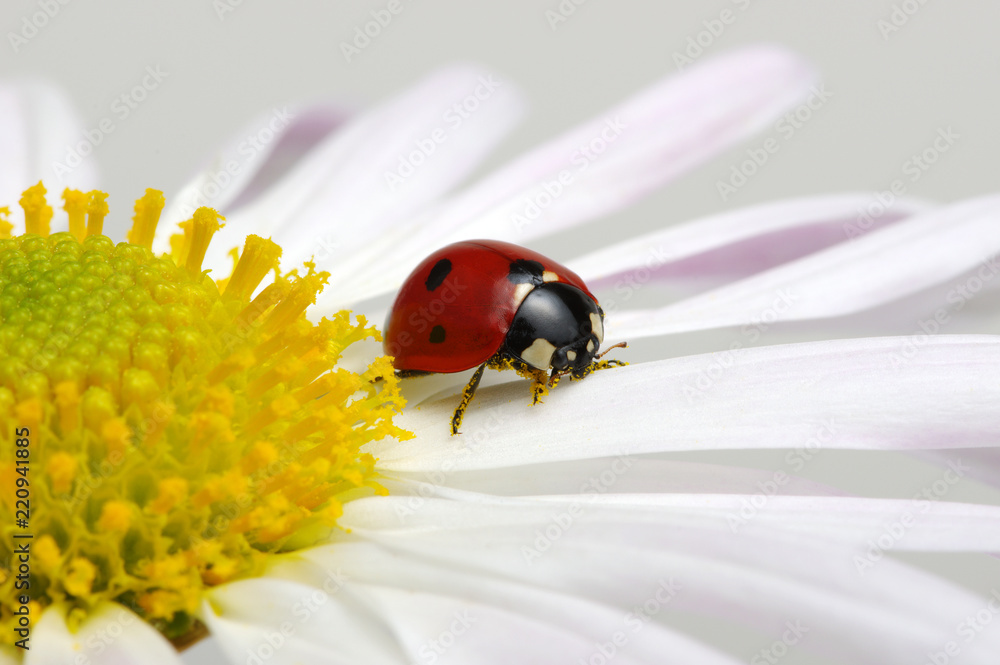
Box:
504 282 604 377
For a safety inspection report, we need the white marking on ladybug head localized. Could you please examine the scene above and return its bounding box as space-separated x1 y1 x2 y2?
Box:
590 312 604 345
520 338 557 370
586 339 595 353
542 270 559 282
566 350 577 362
512 283 534 309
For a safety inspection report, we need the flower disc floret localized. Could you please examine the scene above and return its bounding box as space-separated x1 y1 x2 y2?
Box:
0 184 408 644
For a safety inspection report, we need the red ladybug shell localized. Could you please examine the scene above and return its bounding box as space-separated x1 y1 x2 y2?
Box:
384 240 595 373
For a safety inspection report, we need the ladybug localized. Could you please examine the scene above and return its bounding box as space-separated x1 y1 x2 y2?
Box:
384 239 626 434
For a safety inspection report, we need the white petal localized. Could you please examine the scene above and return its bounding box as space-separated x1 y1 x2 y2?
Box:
202 578 415 664
378 476 1000 551
383 456 845 497
27 603 181 665
332 497 1000 664
271 542 733 663
370 336 1000 471
517 493 1000 552
329 45 820 307
569 193 929 288
157 103 349 247
608 194 1000 341
0 80 98 229
199 65 524 278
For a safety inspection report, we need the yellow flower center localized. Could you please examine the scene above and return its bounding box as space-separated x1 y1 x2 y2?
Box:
0 183 408 646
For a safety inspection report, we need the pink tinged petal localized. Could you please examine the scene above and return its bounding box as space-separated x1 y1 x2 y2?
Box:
608 194 1000 341
336 497 1000 664
270 544 747 665
0 80 98 228
330 45 821 307
568 193 929 289
200 65 525 278
156 103 349 250
27 603 182 665
370 336 1000 471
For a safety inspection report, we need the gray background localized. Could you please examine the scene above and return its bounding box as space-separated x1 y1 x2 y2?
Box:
3 2 1000 663
2 0 997 241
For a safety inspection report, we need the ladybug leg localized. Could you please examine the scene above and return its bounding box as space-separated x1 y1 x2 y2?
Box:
577 357 628 379
528 370 551 405
572 341 629 380
395 369 435 379
451 362 488 435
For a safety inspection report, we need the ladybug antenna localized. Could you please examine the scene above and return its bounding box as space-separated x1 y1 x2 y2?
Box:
595 341 627 360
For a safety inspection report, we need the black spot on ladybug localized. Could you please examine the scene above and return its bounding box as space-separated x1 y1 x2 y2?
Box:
429 325 446 344
425 259 452 291
507 259 545 285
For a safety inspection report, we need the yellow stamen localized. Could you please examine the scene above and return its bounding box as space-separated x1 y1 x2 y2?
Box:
19 181 52 236
62 188 89 241
184 207 224 274
223 234 282 301
86 190 109 237
127 188 165 249
0 206 11 239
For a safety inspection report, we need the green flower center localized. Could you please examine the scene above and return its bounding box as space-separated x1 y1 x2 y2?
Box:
0 183 408 645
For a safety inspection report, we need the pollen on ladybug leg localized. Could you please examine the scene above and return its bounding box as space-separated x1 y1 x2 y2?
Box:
485 355 550 405
530 376 550 405
0 184 409 648
451 363 487 435
571 343 629 381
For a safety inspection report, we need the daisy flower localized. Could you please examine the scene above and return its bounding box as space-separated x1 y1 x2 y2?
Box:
2 45 1000 665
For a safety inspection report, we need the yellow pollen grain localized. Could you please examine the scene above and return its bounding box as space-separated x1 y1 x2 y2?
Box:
54 381 81 433
97 500 133 532
35 535 62 572
241 441 279 474
101 417 132 460
150 477 188 514
46 452 78 494
64 557 98 597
